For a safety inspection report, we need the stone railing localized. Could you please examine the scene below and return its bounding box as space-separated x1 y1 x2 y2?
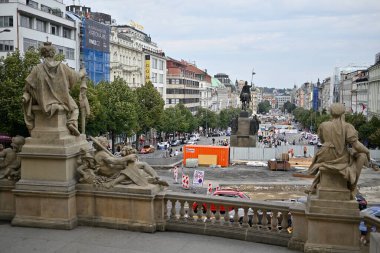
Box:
163 192 292 247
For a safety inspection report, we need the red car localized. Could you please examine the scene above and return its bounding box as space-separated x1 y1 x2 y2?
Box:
192 189 250 214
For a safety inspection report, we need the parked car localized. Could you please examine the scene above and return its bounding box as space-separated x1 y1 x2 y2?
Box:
157 141 170 150
186 140 197 145
192 189 250 214
309 136 319 145
210 132 221 137
139 145 155 154
170 139 181 146
189 134 200 141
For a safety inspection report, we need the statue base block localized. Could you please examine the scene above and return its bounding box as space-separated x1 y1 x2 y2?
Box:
304 169 361 253
76 184 166 233
230 135 257 147
12 180 77 229
0 180 15 220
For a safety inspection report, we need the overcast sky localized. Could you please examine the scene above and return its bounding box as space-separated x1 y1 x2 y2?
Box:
72 0 380 88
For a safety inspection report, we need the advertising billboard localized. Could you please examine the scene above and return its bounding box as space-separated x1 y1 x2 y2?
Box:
85 19 110 52
145 55 151 83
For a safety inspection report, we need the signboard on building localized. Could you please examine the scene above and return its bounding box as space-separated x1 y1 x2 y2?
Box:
85 19 110 52
145 55 151 83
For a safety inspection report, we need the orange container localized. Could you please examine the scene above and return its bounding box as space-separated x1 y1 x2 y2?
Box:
183 145 230 167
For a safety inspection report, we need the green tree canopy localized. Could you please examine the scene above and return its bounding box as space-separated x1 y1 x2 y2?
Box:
258 100 271 114
218 107 240 129
135 81 165 134
0 49 41 136
96 78 138 152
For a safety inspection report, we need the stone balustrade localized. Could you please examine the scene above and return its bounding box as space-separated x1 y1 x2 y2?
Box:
164 192 292 247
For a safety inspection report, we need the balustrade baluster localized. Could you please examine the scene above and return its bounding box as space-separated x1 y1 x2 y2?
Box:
242 207 249 228
205 203 212 223
281 211 289 233
179 200 185 221
214 205 221 225
224 205 230 226
197 202 203 222
164 199 169 220
170 199 177 220
271 210 278 231
188 201 195 222
252 209 259 229
261 209 268 230
233 207 239 227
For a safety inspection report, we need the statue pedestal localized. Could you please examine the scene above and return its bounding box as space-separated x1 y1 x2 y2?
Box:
230 113 257 147
304 168 360 253
76 184 166 232
12 107 88 229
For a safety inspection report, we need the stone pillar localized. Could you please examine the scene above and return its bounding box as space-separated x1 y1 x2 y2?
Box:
12 107 88 229
230 112 257 147
304 168 361 253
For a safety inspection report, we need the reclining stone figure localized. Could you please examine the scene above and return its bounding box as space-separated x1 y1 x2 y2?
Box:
76 136 168 189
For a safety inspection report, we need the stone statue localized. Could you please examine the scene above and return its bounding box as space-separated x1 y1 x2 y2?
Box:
306 103 370 194
22 41 86 136
0 136 25 180
76 136 168 189
249 115 260 135
240 81 252 111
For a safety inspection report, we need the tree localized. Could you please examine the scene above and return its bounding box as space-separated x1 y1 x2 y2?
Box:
96 78 138 152
282 101 296 114
135 81 165 144
219 108 240 129
0 49 41 136
196 107 217 133
258 100 271 114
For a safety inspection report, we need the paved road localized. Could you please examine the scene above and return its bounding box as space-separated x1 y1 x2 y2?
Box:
0 222 294 253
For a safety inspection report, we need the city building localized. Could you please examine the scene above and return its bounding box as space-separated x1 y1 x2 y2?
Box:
275 95 291 110
340 70 366 112
66 5 110 83
351 70 368 115
214 73 238 109
368 53 380 119
319 77 331 112
1 0 79 69
113 24 166 98
166 57 200 114
109 27 143 88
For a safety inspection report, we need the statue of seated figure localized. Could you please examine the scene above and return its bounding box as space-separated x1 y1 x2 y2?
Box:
0 136 25 181
306 103 370 196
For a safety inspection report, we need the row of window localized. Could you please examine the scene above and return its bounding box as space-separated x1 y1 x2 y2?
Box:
166 88 200 95
0 40 14 52
20 15 73 39
0 16 13 27
168 78 199 87
23 38 75 60
166 98 200 105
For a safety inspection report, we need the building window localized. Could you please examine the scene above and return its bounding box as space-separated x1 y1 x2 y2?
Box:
0 16 13 27
63 27 71 39
20 15 32 29
159 74 163 84
51 24 58 35
152 58 157 69
0 40 14 52
36 19 46 32
27 0 38 9
158 60 163 70
152 72 157 83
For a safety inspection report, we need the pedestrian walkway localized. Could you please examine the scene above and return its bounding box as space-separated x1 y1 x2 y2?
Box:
0 221 294 253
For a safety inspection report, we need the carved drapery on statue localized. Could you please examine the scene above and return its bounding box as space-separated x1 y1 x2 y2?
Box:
306 103 370 195
22 41 87 136
76 136 168 188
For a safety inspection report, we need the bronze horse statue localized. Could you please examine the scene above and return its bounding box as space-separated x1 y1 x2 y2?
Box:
240 81 252 111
